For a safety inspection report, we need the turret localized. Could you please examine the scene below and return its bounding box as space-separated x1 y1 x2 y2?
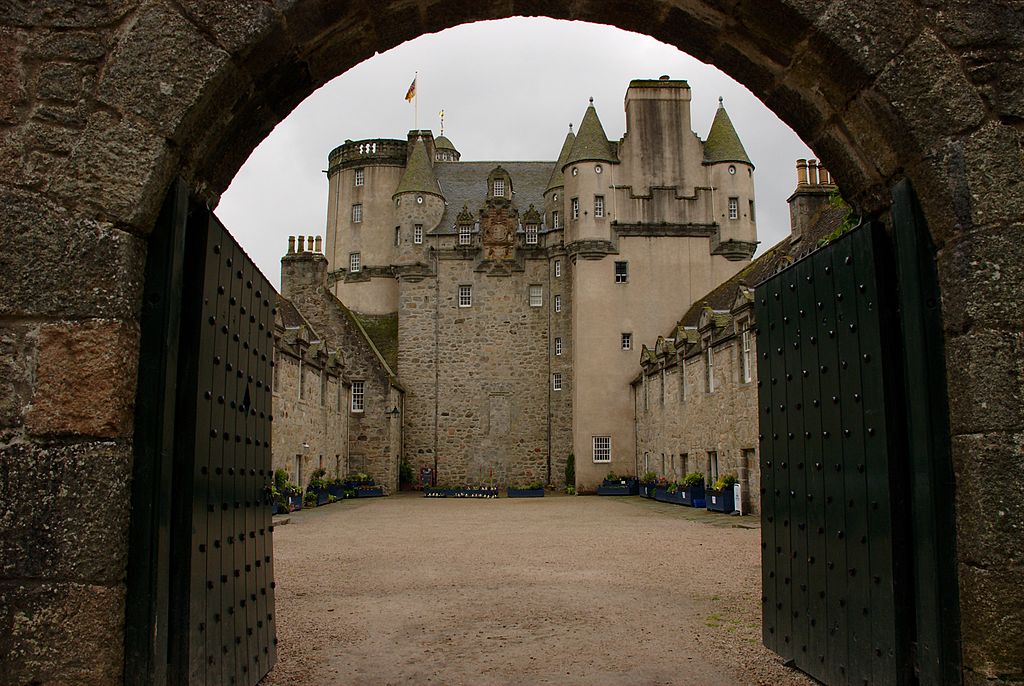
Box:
393 135 446 265
563 99 618 243
544 125 575 236
433 135 460 162
704 97 756 259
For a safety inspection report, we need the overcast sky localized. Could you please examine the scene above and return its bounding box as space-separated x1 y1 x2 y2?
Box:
218 17 815 288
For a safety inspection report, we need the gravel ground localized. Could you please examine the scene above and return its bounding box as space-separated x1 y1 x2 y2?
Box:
260 493 814 686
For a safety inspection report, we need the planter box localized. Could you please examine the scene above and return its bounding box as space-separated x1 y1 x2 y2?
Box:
655 488 687 505
356 485 384 498
640 483 658 498
287 495 302 511
597 478 638 496
705 487 735 513
680 484 706 508
423 487 451 498
507 487 545 498
456 488 498 498
327 484 346 499
312 488 329 506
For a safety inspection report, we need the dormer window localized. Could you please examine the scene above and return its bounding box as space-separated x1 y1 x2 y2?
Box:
459 225 472 246
493 178 505 198
525 224 538 245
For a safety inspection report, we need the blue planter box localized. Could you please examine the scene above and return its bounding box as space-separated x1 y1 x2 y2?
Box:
597 478 638 496
327 484 346 499
640 483 658 498
705 487 735 513
356 485 384 498
423 487 450 497
680 483 706 507
316 488 330 506
655 488 687 505
287 495 302 511
507 487 545 498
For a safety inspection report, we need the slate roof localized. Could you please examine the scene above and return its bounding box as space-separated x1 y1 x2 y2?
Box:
394 136 442 197
703 101 752 166
277 297 307 329
433 161 553 234
546 130 576 193
564 103 618 167
434 135 457 151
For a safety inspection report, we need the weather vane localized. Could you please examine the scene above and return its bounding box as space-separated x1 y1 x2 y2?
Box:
439 109 445 136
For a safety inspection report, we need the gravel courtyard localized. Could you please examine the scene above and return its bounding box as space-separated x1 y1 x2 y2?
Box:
261 493 813 686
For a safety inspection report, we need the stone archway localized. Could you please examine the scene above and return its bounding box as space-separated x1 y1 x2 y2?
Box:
1 2 1021 684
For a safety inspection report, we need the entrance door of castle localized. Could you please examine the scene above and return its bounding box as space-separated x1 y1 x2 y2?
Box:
125 179 278 685
755 181 959 685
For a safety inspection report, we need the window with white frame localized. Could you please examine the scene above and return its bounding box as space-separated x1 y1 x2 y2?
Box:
593 435 611 463
350 380 364 412
571 197 579 219
706 345 715 392
493 178 505 198
554 259 561 277
615 261 628 284
594 195 605 218
352 204 363 223
554 337 562 356
728 197 738 220
621 332 632 351
552 211 560 229
354 168 364 186
554 294 561 313
414 224 423 244
529 284 543 307
459 225 472 246
552 372 562 391
349 252 361 273
741 328 753 383
458 284 472 307
525 224 538 245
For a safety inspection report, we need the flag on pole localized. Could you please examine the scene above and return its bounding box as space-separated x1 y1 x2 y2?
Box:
404 76 417 102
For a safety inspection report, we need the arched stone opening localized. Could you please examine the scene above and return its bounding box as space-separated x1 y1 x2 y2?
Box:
2 2 1021 684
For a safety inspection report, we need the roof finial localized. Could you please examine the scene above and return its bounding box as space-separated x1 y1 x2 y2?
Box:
569 123 573 132
589 96 594 105
718 96 724 108
438 109 445 137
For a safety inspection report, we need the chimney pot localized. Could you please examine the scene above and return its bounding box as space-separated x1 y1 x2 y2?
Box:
819 168 831 185
307 236 314 252
315 236 322 253
287 236 295 254
796 159 808 186
297 235 305 252
807 159 819 185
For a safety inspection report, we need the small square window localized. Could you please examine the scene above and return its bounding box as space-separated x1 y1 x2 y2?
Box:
621 332 632 351
552 372 562 391
554 294 561 313
529 285 543 307
352 204 362 223
354 168 364 187
593 436 611 463
571 197 579 220
555 337 562 356
615 261 628 284
554 259 561 277
414 224 423 244
349 252 361 272
728 197 738 220
594 195 604 218
526 224 538 245
459 225 472 246
458 284 472 308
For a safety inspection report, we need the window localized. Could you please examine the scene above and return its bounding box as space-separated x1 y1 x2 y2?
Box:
458 284 472 308
593 436 611 463
529 284 543 307
554 337 562 356
680 356 687 401
354 168 364 186
459 225 472 246
660 369 666 405
642 375 648 411
349 252 361 272
554 259 561 277
749 200 756 223
708 450 719 484
298 359 305 399
552 211 560 229
394 226 401 246
615 261 628 284
320 370 327 406
571 197 579 219
493 178 505 198
554 294 561 313
525 224 538 245
594 195 604 218
352 204 362 223
414 224 423 244
728 197 738 220
741 329 753 383
552 372 562 391
621 332 632 351
706 346 715 393
350 380 364 412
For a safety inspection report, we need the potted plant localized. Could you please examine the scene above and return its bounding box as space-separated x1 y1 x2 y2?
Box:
679 472 706 508
307 468 330 506
327 477 347 500
597 471 639 496
656 480 687 505
639 471 658 498
508 480 545 498
706 473 738 513
303 490 317 508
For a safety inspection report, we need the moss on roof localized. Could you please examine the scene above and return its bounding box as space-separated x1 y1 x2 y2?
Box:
394 136 442 198
351 311 399 372
703 101 752 167
545 130 575 193
564 104 617 167
434 135 457 151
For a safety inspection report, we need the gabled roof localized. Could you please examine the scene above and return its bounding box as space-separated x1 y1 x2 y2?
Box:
703 99 752 167
545 129 575 193
394 136 442 198
564 102 618 167
640 345 658 365
698 307 731 332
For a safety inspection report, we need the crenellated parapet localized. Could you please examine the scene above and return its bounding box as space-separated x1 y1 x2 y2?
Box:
327 138 408 174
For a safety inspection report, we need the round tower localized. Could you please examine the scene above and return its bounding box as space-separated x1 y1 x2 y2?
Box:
703 97 756 260
392 134 445 266
561 98 618 245
544 124 574 239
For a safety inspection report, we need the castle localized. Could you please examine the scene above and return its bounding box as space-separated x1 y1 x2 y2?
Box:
274 77 761 492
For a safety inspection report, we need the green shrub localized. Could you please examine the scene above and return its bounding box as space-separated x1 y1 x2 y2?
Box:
640 471 657 485
274 468 290 494
565 485 576 495
605 470 619 482
399 460 414 484
714 473 738 490
564 453 575 487
681 472 705 488
303 491 317 507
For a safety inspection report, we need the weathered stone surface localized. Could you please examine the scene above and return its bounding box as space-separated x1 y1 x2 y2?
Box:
946 331 1024 435
0 581 124 685
952 432 1024 569
0 187 147 319
179 0 280 55
2 0 135 28
938 223 1024 333
0 441 132 582
0 28 26 125
958 562 1024 683
24 28 110 62
0 324 38 430
36 61 94 103
26 320 139 438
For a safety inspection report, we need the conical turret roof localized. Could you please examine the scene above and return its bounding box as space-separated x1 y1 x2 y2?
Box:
564 100 617 168
703 98 752 166
545 128 576 193
394 136 442 198
434 135 457 152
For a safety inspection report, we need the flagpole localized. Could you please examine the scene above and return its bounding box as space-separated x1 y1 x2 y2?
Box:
414 71 419 132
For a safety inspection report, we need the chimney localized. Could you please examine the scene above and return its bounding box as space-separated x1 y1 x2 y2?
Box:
787 159 834 243
796 159 809 185
297 235 305 253
314 235 322 253
807 159 819 185
287 236 295 254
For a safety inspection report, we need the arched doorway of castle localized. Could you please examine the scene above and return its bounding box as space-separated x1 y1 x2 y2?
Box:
2 2 1021 685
